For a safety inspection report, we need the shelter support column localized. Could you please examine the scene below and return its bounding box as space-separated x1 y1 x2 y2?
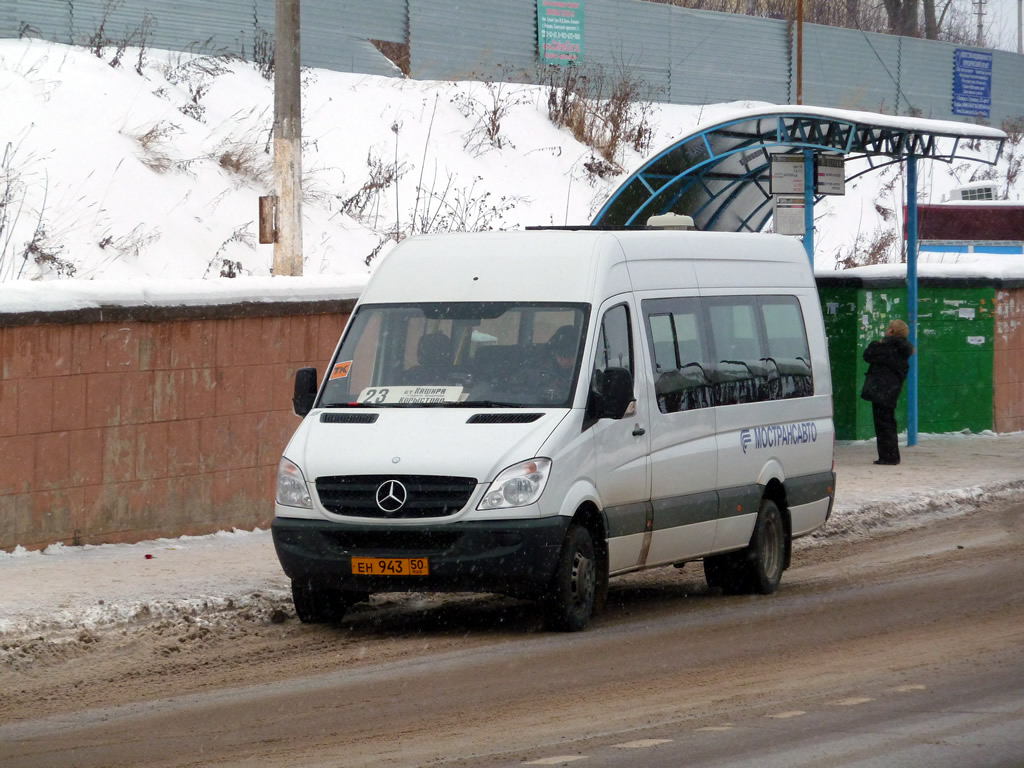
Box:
906 154 919 447
803 149 814 265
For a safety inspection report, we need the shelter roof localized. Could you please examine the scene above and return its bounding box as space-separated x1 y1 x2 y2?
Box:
592 106 1008 233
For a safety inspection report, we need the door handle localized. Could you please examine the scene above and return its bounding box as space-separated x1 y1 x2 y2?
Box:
632 424 646 436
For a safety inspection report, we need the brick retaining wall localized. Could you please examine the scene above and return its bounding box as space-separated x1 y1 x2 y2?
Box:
0 301 353 551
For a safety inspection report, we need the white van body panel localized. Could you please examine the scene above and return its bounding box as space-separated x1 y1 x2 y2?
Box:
790 498 833 536
360 230 629 306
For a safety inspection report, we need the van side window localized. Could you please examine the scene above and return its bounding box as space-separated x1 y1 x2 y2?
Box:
642 295 814 410
642 298 713 414
760 296 814 398
706 298 766 406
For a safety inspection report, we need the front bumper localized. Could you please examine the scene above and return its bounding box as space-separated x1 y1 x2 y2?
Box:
271 516 572 599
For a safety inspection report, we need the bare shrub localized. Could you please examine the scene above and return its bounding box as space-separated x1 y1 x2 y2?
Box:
545 61 658 168
253 28 274 80
582 154 619 183
163 54 239 124
833 226 901 269
134 12 155 75
180 81 208 122
364 228 404 267
451 73 529 156
215 141 271 187
111 224 162 261
87 1 120 59
204 224 254 278
414 172 526 235
0 137 65 281
26 228 77 277
83 0 153 73
131 121 181 173
999 117 1024 198
338 149 410 227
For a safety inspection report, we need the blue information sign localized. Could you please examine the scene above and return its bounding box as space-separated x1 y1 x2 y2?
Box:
952 49 992 118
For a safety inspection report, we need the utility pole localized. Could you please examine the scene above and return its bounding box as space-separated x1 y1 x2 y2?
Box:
1018 0 1022 53
974 0 986 46
273 0 303 276
796 0 803 104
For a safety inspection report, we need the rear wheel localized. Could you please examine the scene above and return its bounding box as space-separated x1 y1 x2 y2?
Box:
704 499 786 595
291 581 363 624
543 524 597 632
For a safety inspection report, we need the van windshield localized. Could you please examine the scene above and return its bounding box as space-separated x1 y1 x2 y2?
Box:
319 302 589 408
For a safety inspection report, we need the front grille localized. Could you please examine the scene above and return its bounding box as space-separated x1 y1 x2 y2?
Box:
316 474 477 519
324 528 462 553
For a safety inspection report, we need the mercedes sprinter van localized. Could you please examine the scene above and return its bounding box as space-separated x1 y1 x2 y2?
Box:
272 228 836 631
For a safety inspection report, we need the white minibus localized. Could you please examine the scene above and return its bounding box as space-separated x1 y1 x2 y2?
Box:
273 229 836 631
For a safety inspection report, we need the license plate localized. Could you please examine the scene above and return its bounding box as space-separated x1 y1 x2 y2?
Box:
351 557 429 576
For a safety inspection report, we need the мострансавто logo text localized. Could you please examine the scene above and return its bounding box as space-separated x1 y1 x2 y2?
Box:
741 422 818 453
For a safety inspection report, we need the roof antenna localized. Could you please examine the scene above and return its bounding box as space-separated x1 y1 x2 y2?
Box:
646 213 696 230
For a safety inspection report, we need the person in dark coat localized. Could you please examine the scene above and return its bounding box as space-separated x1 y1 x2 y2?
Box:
860 319 915 465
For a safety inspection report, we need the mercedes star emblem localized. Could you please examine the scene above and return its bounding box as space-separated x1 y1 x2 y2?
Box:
375 479 408 514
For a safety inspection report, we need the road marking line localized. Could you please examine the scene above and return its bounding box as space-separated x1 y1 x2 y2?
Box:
613 739 673 749
892 684 927 693
524 757 586 765
831 697 874 706
767 710 806 719
695 724 734 731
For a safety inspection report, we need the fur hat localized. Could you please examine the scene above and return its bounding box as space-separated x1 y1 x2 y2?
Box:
887 319 910 339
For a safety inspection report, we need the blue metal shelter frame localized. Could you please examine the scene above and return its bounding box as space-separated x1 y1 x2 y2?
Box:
591 106 1007 446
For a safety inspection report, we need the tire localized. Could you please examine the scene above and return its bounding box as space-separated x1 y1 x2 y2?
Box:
291 580 352 624
704 499 786 595
703 552 738 592
543 524 597 632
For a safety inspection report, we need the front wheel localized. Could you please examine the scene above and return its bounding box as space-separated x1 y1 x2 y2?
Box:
543 524 597 632
291 581 362 624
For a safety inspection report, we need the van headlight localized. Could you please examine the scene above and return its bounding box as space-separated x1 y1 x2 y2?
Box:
478 458 552 510
276 457 312 509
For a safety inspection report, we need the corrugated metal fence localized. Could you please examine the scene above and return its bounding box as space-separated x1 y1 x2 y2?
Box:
3 0 1022 125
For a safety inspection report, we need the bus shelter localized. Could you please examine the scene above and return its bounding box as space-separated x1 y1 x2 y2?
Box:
592 106 1007 445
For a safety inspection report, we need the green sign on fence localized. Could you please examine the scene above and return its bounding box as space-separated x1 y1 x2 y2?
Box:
538 0 584 64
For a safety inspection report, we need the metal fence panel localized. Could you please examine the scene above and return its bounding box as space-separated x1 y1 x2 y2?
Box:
5 1 400 75
3 0 1023 125
798 24 903 113
303 1 404 75
991 49 1024 125
669 8 790 106
5 0 67 41
322 0 407 43
583 0 672 101
898 36 957 120
409 0 538 82
9 0 71 43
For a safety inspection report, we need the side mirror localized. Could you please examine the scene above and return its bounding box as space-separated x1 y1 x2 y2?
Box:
293 367 318 417
597 366 635 420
